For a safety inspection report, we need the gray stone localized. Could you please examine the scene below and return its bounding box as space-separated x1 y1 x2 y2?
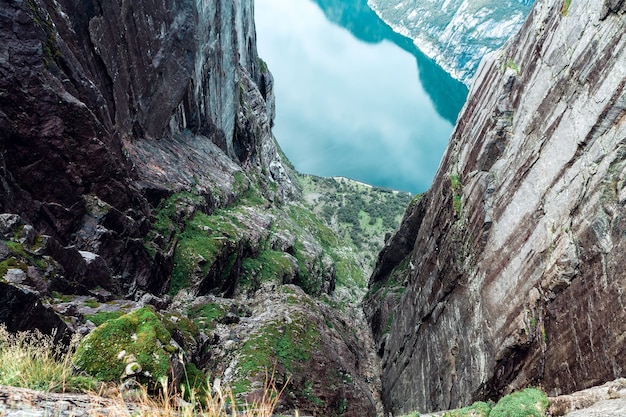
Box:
0 214 22 239
366 0 626 414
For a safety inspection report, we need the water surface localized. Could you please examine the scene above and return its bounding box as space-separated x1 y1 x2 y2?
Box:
255 0 468 193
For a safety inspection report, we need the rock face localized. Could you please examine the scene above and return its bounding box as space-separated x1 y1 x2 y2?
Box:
365 0 626 414
0 0 292 297
367 0 535 84
186 284 380 417
0 2 379 413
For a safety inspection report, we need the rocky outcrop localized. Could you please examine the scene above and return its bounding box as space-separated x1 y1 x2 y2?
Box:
180 283 380 417
367 0 535 84
366 0 626 414
0 0 293 299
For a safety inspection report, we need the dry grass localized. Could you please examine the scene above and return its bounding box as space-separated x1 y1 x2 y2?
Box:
77 372 284 417
0 325 284 417
0 324 96 393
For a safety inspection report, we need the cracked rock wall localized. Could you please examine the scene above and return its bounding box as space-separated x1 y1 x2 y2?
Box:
0 0 291 294
366 0 626 414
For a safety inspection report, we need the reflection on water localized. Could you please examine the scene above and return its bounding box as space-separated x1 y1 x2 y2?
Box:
255 0 468 193
314 0 468 124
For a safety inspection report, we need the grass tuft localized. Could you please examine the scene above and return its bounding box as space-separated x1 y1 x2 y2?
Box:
490 388 548 417
0 324 98 393
0 324 283 416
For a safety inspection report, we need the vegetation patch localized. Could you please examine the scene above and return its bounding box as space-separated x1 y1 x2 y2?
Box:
490 388 548 417
169 210 243 295
0 325 97 393
443 401 492 416
450 174 462 215
0 257 28 278
188 302 228 330
505 58 521 75
233 313 320 395
144 191 205 258
298 174 412 286
241 249 296 292
73 307 172 383
1 240 48 275
83 299 99 309
85 310 124 326
561 0 571 15
400 388 548 417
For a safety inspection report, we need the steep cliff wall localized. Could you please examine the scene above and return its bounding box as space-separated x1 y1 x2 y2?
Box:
366 0 626 414
0 0 292 295
367 0 535 84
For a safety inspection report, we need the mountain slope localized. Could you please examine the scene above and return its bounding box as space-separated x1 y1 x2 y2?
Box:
365 0 626 414
368 0 535 84
0 1 391 414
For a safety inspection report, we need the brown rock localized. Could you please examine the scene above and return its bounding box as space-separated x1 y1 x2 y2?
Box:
366 0 626 414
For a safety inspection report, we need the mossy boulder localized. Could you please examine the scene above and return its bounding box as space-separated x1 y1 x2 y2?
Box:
219 286 377 417
72 306 182 385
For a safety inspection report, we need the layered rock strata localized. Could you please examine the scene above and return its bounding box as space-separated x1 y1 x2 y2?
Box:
366 0 626 414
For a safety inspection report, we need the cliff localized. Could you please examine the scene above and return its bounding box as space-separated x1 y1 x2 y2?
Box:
0 0 291 295
365 0 626 414
367 0 535 84
0 1 386 414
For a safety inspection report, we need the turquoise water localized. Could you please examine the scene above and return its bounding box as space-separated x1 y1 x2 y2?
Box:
255 0 468 194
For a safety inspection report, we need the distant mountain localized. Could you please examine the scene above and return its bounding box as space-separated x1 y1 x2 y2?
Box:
368 0 535 85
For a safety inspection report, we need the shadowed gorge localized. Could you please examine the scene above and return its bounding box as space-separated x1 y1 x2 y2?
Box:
365 0 626 414
1 0 626 416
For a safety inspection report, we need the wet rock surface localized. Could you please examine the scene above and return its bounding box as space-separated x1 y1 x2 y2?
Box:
366 0 626 414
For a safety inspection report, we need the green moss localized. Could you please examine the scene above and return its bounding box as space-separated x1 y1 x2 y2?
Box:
2 241 48 272
25 0 62 67
241 249 295 291
83 299 99 309
51 291 74 303
85 311 124 326
145 191 205 257
303 380 324 406
506 58 521 75
0 257 28 278
233 314 320 395
490 388 548 417
286 205 338 254
450 174 463 215
170 314 201 340
181 362 208 401
443 401 492 417
188 302 227 330
435 388 547 417
169 211 241 295
292 240 323 296
73 307 172 382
